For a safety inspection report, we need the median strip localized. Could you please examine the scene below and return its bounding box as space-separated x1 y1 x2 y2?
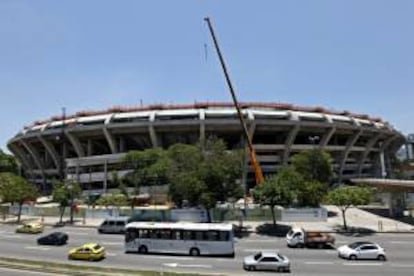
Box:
0 257 222 276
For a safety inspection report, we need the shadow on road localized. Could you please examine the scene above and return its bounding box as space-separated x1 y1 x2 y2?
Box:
333 225 376 237
255 223 291 237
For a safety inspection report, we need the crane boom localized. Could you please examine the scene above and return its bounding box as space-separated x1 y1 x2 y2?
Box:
204 17 264 185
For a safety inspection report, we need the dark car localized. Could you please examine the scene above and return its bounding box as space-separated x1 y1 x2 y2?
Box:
37 232 68 246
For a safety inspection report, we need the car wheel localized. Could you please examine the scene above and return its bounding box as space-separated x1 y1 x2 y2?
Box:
189 248 200 256
138 245 148 254
249 265 256 271
378 255 386 261
88 256 95 262
277 267 284 272
317 243 324 249
297 243 305 248
349 255 357 260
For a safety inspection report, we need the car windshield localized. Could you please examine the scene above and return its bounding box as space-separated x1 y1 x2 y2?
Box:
254 252 262 261
277 254 285 260
93 244 102 250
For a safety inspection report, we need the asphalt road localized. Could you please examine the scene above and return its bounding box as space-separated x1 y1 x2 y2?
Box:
0 224 414 275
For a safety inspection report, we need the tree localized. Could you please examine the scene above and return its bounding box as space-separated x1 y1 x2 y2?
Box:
254 174 295 225
291 149 333 183
324 185 373 230
52 180 81 224
0 172 38 223
0 150 18 174
95 192 128 213
290 149 333 206
167 139 243 221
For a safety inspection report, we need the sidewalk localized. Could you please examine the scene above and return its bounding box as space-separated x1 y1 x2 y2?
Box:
2 206 414 233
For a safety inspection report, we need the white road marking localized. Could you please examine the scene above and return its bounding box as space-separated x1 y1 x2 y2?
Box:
141 255 195 261
305 261 334 265
241 239 278 243
390 241 414 244
242 249 279 252
342 262 383 266
67 232 89 236
0 235 22 239
106 252 117 256
24 246 50 251
163 263 212 269
390 264 414 268
101 242 123 245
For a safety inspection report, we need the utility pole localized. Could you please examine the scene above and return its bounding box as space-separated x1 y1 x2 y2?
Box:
61 107 74 224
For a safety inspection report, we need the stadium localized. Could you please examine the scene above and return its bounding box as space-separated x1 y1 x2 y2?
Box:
7 102 405 192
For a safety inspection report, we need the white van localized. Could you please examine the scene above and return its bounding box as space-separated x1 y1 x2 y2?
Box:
98 216 129 234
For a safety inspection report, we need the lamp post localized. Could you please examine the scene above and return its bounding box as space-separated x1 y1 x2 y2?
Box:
68 182 74 224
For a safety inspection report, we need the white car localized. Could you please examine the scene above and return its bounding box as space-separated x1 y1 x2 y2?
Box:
243 251 290 272
337 241 386 261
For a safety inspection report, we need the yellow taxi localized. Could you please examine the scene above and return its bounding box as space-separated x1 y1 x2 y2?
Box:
15 222 44 234
68 243 106 261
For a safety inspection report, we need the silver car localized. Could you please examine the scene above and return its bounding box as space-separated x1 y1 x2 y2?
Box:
243 251 290 272
337 241 386 261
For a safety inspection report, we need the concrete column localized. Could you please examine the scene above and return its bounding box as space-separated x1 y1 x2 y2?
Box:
357 133 381 176
199 109 206 148
65 130 85 157
338 119 362 183
148 111 158 148
282 112 300 165
37 134 60 170
103 114 117 154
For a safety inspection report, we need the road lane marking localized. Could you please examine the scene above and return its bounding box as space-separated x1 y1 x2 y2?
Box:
163 263 212 269
67 232 89 236
0 235 22 239
342 262 383 266
242 249 279 252
305 261 334 265
24 246 50 251
101 242 123 245
141 256 195 260
391 264 414 268
106 253 117 256
390 241 414 244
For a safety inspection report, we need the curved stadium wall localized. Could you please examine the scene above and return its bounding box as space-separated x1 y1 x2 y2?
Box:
7 102 405 191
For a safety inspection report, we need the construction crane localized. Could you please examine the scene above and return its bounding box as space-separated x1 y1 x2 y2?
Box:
204 17 264 185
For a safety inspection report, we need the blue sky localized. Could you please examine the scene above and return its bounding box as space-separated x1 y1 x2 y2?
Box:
1 0 413 152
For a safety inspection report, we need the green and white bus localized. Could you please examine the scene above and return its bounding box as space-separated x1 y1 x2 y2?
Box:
125 222 235 257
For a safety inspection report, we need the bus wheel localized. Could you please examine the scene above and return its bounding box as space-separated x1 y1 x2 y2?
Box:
139 245 148 254
189 248 200 256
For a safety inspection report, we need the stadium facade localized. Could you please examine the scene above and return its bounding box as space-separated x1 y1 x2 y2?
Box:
7 102 405 192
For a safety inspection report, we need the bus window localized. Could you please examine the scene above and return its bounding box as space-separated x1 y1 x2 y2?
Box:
195 231 204 241
182 230 193 240
125 229 138 242
171 230 181 240
139 229 150 238
219 231 229 241
206 231 219 241
160 229 172 239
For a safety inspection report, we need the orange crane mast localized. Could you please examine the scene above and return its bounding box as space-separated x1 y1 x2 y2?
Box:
204 17 264 185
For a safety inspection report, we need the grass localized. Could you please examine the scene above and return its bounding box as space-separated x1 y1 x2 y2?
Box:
0 257 220 276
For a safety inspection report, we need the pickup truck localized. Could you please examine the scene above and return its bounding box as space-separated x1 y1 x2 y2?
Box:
286 227 335 248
